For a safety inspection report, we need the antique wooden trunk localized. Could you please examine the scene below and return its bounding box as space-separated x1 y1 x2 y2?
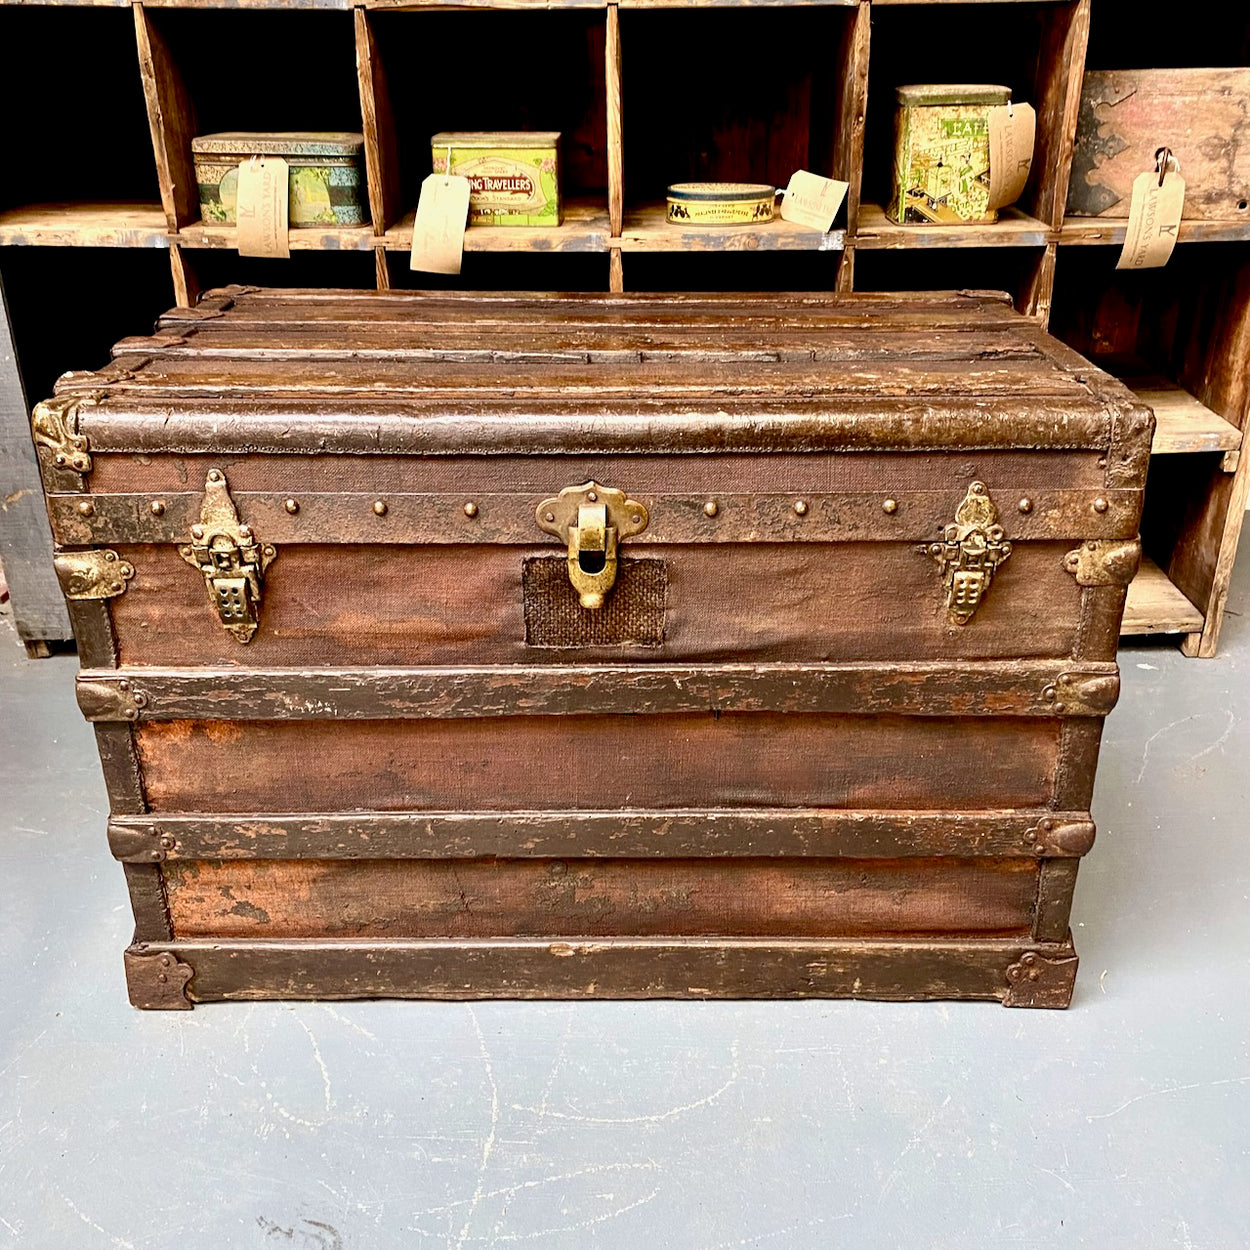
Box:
33 286 1152 1009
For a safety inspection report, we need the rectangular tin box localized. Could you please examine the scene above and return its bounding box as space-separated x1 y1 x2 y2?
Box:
888 85 1011 226
191 132 367 228
431 131 562 227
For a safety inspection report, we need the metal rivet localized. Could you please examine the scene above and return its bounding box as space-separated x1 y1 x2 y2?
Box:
208 470 223 483
124 707 138 720
150 500 166 516
78 500 94 516
373 500 388 516
1034 843 1046 855
238 525 251 539
1028 969 1041 982
1018 498 1033 514
54 453 67 466
132 692 147 708
284 498 299 515
1042 819 1054 831
631 514 642 526
1043 685 1056 701
704 500 719 518
1054 703 1066 714
463 502 478 518
118 679 131 692
793 500 809 516
1093 497 1109 513
158 834 176 850
191 524 205 540
587 491 598 503
544 511 556 524
882 499 898 515
157 972 168 983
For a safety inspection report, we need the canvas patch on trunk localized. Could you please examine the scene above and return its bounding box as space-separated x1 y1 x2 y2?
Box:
523 557 667 648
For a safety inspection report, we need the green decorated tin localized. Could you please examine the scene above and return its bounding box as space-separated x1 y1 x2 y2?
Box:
666 182 776 225
191 132 367 228
431 132 562 227
888 85 1011 225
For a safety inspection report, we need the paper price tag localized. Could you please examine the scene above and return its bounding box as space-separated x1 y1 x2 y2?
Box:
779 170 849 232
236 156 289 259
1117 167 1186 270
410 173 471 275
986 104 1036 211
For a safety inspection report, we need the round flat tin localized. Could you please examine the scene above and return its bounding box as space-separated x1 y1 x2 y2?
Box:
666 182 776 225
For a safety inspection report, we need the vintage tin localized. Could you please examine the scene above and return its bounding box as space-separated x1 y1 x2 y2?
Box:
431 132 562 227
666 182 776 226
888 85 1011 225
191 133 367 228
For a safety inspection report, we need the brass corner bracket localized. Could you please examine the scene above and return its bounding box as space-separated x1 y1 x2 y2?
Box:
54 549 134 600
124 948 194 1010
178 469 276 643
1003 948 1079 1008
536 481 649 609
1062 538 1141 587
923 481 1012 625
31 394 96 477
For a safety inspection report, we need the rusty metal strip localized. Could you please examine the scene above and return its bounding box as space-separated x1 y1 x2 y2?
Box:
107 809 1098 864
124 935 1078 1008
47 488 1142 547
76 660 1122 723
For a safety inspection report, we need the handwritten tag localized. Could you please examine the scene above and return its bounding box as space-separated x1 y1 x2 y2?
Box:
986 104 1036 211
1117 167 1186 269
410 173 471 274
235 156 289 258
779 170 849 232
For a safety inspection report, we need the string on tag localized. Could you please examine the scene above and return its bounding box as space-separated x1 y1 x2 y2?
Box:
1155 146 1180 186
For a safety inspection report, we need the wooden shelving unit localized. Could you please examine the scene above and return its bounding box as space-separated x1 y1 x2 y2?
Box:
1 0 1247 656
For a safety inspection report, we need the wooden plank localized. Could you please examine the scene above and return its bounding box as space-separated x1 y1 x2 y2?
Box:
607 4 623 238
162 855 1039 940
168 245 197 308
174 221 378 251
0 202 169 248
125 935 1078 1007
1126 381 1242 456
1121 556 1204 636
830 0 869 234
1030 0 1089 230
617 202 845 252
1069 68 1250 220
109 809 1098 863
0 276 73 644
385 200 611 253
855 202 1051 250
1060 217 1250 247
355 8 402 237
76 659 1121 723
134 4 199 232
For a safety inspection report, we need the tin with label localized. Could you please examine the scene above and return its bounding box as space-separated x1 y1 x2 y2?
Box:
431 132 562 227
888 85 1011 225
191 132 366 228
666 182 776 226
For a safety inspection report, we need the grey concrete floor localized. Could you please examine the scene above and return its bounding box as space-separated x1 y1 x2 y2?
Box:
1 561 1248 1250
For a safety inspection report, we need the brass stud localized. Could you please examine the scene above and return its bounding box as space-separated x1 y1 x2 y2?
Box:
158 833 176 851
793 500 809 516
373 500 388 516
1018 498 1033 514
190 524 205 540
704 500 719 518
1034 843 1047 855
587 491 598 503
882 499 898 515
544 511 556 524
463 502 478 518
284 498 299 515
1093 497 1109 514
78 500 94 516
150 500 166 516
238 525 251 539
207 469 223 483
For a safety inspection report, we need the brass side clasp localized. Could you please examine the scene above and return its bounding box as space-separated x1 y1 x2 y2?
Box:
535 481 649 609
178 469 276 643
924 480 1012 625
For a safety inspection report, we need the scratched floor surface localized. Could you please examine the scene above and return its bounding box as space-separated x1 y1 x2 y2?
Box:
1 558 1248 1250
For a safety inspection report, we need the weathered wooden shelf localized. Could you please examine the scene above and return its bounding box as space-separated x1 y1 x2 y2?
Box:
174 221 378 252
618 203 845 253
0 202 169 248
385 200 611 254
1060 216 1250 247
1122 558 1205 636
1127 379 1243 457
856 203 1050 250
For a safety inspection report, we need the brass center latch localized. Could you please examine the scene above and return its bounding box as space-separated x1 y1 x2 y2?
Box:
178 469 276 643
535 481 649 609
924 480 1012 625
